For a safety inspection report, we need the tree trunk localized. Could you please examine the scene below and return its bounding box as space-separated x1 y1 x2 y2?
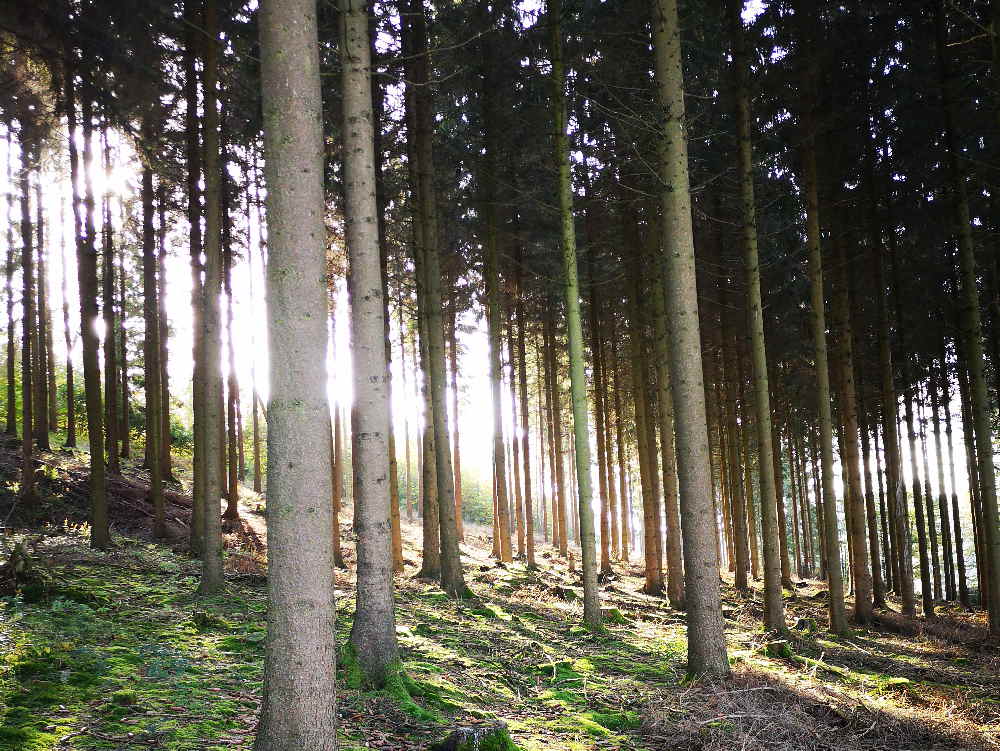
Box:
101 131 118 471
798 43 847 632
405 0 465 596
59 190 75 448
18 146 35 503
727 0 783 628
941 343 970 606
197 0 226 596
449 307 464 540
184 0 205 553
33 178 49 451
254 0 339 743
332 404 346 569
936 0 1000 633
4 129 15 438
930 357 956 601
157 184 172 480
74 82 108 548
653 0 729 675
830 228 873 624
141 154 165 539
338 0 401 685
516 259 535 568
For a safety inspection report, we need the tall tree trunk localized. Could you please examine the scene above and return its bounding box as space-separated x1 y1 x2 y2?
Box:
338 0 401 685
141 153 165 539
612 329 630 562
101 130 118 471
650 234 685 608
19 146 35 503
331 404 346 569
197 0 226 595
629 268 663 596
727 0 784 629
157 184 172 480
405 0 466 596
936 0 1000 633
4 129 15 437
117 241 130 459
32 177 48 451
653 0 729 675
59 191 75 448
917 393 942 601
516 258 536 568
74 81 108 548
185 0 205 552
548 0 600 626
589 253 612 578
930 357 956 601
222 168 241 524
797 35 847 632
36 180 55 444
941 343 969 606
830 229 873 624
449 307 464 541
255 0 338 742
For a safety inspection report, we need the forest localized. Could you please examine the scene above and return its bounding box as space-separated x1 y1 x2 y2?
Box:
0 0 997 749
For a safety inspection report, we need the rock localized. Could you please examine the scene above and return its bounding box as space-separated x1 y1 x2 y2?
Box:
793 617 818 632
600 607 631 625
765 639 793 658
428 721 519 751
552 585 578 601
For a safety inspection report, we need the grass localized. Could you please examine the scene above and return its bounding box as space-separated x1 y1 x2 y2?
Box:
0 447 998 750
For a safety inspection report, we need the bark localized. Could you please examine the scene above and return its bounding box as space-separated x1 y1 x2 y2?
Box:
549 0 599 626
917 394 942 601
75 81 109 548
222 164 240 524
339 0 400 685
19 146 35 503
449 308 464 540
611 327 630 562
506 315 525 559
930 357 956 601
629 267 663 596
35 181 54 447
4 129 14 437
101 131 118 471
588 252 612 578
547 315 569 557
406 0 466 596
653 0 729 675
254 0 338 743
830 231 873 624
141 155 165 538
197 0 226 596
117 240 130 459
650 235 685 609
332 405 346 569
941 344 970 606
798 42 847 632
184 0 206 553
936 0 1000 632
59 190 75 448
157 184 172 480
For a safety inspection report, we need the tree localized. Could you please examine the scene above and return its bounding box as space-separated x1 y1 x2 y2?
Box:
652 0 729 676
726 0 783 632
343 0 400 687
253 0 338 745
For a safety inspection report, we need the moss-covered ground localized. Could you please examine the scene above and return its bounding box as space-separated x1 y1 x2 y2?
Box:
0 448 997 750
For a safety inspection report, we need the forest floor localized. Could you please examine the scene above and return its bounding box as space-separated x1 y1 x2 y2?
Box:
0 443 998 751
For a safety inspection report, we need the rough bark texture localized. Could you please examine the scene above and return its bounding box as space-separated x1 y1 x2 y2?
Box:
253 0 338 746
342 0 400 686
549 0 600 627
141 156 165 539
197 0 225 596
936 0 1000 633
727 0 783 631
653 0 729 676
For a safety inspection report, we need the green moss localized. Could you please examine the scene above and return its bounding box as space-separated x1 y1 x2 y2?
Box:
112 688 139 706
584 710 641 731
